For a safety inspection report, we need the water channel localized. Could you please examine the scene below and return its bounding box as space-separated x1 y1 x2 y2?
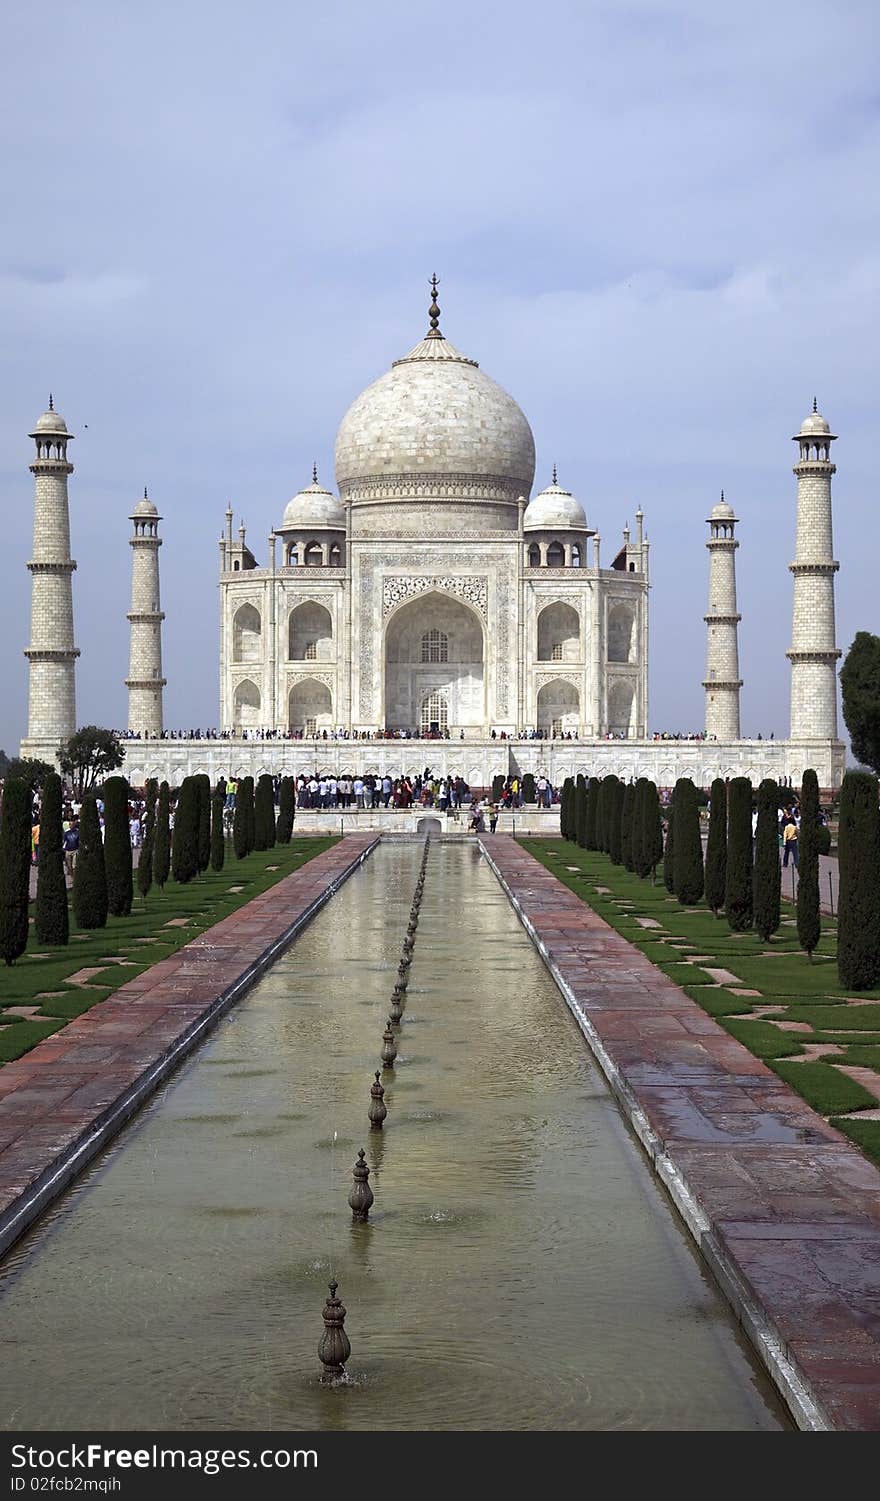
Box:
0 843 787 1429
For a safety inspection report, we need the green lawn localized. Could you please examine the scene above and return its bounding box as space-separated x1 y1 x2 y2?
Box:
521 839 880 1170
0 838 336 1065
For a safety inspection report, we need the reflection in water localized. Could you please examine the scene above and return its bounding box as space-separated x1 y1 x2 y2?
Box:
0 844 787 1430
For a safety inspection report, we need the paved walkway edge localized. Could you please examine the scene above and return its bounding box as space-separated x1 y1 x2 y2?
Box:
480 838 830 1432
0 837 379 1263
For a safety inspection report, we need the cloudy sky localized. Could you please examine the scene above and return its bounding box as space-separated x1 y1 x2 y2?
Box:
0 0 876 752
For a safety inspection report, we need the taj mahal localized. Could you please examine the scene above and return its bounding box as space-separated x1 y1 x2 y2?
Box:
19 279 846 790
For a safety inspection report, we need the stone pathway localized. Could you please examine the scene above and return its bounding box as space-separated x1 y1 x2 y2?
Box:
0 836 377 1261
481 834 880 1432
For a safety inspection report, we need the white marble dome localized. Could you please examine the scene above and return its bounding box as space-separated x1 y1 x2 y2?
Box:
31 405 70 436
132 489 159 518
523 476 586 531
334 327 536 508
281 476 344 531
798 405 832 437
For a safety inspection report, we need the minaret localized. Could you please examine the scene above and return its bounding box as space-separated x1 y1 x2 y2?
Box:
125 488 166 736
703 492 742 740
787 400 840 740
22 397 79 758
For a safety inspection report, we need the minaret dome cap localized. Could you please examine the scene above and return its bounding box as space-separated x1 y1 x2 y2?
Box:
796 403 834 439
30 406 72 439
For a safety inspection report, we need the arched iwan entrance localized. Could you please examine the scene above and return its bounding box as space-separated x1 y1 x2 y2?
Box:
384 593 484 734
289 679 332 736
536 679 580 736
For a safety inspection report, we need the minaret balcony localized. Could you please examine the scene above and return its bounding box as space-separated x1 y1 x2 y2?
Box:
788 559 839 575
24 646 81 661
27 558 77 574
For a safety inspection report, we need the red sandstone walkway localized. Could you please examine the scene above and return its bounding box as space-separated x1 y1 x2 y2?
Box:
0 836 376 1260
481 835 880 1432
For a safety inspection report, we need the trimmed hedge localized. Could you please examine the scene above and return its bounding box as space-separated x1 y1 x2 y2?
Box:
672 777 704 905
797 769 821 958
704 778 727 916
753 778 781 942
71 793 108 930
0 779 34 963
837 770 880 990
153 782 171 888
137 779 157 899
725 776 753 931
171 777 200 885
103 776 133 917
34 772 69 946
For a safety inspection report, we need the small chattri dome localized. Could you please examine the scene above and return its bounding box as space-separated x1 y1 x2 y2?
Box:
281 472 344 531
709 491 736 522
132 487 158 518
797 399 832 437
523 473 586 532
30 397 70 438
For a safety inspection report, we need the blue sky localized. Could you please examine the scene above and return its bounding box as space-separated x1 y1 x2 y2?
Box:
0 0 877 749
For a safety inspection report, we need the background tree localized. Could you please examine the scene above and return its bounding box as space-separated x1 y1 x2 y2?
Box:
492 773 505 802
797 768 821 960
153 782 171 889
254 775 276 850
71 793 108 929
196 774 212 873
644 780 665 882
704 779 727 916
837 770 880 990
234 776 255 859
662 789 676 893
841 631 880 773
631 780 650 878
522 772 536 804
137 780 158 899
58 727 124 797
276 776 295 844
574 774 587 848
608 777 624 865
558 777 572 839
672 777 704 905
621 783 635 872
172 776 200 884
34 771 68 946
585 779 598 850
210 782 226 871
753 778 781 941
725 776 753 931
1 756 54 790
0 779 34 963
103 776 133 917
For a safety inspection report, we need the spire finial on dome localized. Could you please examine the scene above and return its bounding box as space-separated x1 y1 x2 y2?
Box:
720 488 724 502
48 393 54 411
144 486 148 500
426 273 442 338
552 464 557 485
813 396 818 413
312 462 318 485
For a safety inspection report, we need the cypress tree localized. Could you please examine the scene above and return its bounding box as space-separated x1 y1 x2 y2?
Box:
276 776 295 844
593 777 605 853
753 778 781 942
234 776 255 858
704 778 727 916
575 774 587 848
492 773 506 802
196 773 212 873
34 772 68 946
662 789 676 893
608 777 623 865
71 793 108 930
585 779 598 850
254 775 276 851
210 783 226 872
632 779 649 878
522 772 536 804
559 777 570 839
672 777 704 905
0 778 34 963
797 769 821 959
644 781 664 882
725 776 753 931
103 776 133 917
172 776 200 884
137 779 157 899
621 782 635 872
837 770 880 990
153 782 171 889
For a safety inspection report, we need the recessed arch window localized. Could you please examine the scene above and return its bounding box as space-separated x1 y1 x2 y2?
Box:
421 628 448 663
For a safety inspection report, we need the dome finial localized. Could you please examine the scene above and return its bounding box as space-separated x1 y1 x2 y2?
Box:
552 463 557 485
312 461 318 485
427 273 442 338
720 488 724 502
813 396 818 413
48 393 54 411
144 485 148 500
